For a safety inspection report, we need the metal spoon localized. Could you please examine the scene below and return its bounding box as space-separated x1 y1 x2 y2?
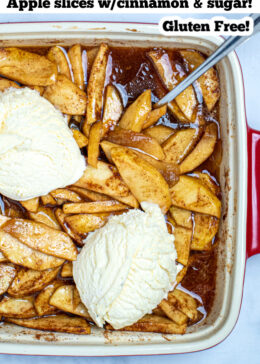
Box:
155 13 260 108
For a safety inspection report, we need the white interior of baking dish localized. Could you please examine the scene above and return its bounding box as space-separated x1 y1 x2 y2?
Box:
0 23 248 355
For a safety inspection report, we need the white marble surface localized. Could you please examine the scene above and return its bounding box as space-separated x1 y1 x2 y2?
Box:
0 13 259 364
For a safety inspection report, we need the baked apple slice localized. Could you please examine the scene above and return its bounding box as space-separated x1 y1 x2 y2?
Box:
68 186 110 202
162 128 201 165
50 285 91 320
179 123 218 174
73 160 130 198
72 129 88 149
173 225 191 266
106 128 165 160
54 208 83 246
119 90 151 132
41 193 57 206
6 314 91 335
180 50 220 111
2 219 77 261
193 171 220 196
102 85 123 134
83 43 109 131
101 141 179 187
170 175 221 218
106 314 187 334
142 105 167 129
20 197 39 213
64 213 109 237
167 289 199 321
148 50 197 121
111 146 171 213
86 47 99 75
34 280 63 316
88 121 103 168
60 262 73 278
29 206 61 230
63 200 127 214
0 263 17 295
0 47 57 86
50 188 82 203
143 125 175 144
47 46 71 80
191 213 219 250
0 296 36 318
43 74 87 115
7 267 60 297
168 214 191 266
0 231 64 271
68 44 84 88
169 206 193 230
0 77 20 91
158 300 188 325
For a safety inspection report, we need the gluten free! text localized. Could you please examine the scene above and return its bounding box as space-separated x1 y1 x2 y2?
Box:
160 16 254 36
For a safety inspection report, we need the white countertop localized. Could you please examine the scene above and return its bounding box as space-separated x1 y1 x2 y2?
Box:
0 13 259 364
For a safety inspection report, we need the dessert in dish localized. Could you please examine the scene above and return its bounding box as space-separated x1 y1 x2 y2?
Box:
0 43 221 336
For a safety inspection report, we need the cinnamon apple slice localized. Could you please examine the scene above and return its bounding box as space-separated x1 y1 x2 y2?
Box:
111 146 171 213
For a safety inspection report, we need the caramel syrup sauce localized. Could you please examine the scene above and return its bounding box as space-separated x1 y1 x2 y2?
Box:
0 45 222 325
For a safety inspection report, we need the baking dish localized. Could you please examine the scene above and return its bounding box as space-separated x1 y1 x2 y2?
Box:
0 21 258 356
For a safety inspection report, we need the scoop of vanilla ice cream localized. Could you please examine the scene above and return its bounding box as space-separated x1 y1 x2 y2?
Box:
73 202 181 330
0 88 86 200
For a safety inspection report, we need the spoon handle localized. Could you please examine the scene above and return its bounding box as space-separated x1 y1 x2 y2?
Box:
155 14 260 108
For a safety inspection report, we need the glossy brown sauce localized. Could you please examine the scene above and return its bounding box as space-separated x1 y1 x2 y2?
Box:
182 249 217 313
0 45 221 323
